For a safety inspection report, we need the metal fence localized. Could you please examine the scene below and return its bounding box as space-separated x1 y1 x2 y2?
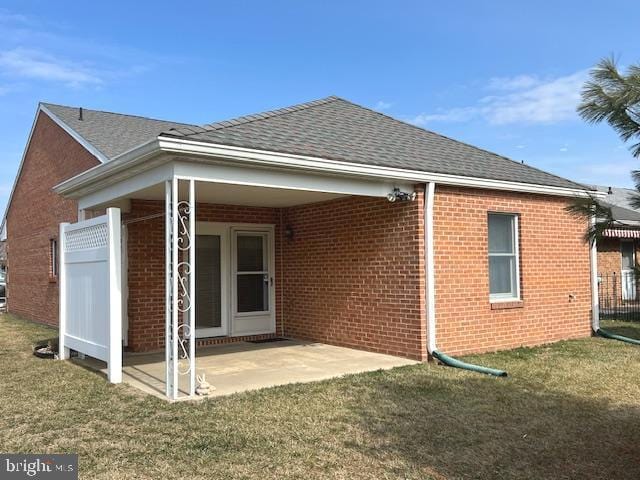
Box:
599 272 640 321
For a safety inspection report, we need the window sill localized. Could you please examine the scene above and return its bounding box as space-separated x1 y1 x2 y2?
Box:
490 300 524 310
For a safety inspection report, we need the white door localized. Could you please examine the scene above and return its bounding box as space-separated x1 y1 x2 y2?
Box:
195 224 229 337
621 240 636 301
231 228 276 336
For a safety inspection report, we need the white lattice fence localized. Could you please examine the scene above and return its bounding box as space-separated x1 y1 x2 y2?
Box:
59 208 122 383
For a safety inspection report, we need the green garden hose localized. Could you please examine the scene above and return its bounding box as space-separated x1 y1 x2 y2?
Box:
596 329 640 346
432 350 507 377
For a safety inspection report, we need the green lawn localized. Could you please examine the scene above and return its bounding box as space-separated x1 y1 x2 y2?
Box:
1 314 639 479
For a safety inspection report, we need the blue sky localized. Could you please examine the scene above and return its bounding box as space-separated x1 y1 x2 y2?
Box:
0 1 639 216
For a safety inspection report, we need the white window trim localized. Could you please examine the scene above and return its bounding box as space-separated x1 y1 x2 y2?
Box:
488 213 521 303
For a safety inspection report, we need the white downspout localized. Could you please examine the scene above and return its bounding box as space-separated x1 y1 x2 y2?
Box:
424 182 437 355
422 182 508 376
590 215 600 332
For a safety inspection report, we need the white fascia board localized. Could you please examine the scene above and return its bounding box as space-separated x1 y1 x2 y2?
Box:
78 162 174 210
173 161 400 198
56 135 603 200
78 160 402 210
159 137 604 198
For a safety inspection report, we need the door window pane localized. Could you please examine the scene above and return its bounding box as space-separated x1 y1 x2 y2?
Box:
237 274 268 312
237 235 265 272
196 235 222 329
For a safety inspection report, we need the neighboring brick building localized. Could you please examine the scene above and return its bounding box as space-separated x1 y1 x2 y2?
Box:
592 185 640 304
3 97 601 366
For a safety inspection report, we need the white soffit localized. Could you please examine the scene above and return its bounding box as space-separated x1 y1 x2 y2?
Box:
108 182 348 208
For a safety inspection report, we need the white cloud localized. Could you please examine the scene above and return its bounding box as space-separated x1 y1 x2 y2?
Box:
0 9 31 25
482 71 587 125
0 47 102 86
411 107 477 125
487 74 539 91
413 70 588 126
559 147 568 152
375 100 393 111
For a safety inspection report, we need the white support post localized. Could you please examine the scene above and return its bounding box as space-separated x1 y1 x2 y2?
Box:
165 180 172 398
171 177 179 400
58 222 70 360
188 179 196 396
107 208 122 383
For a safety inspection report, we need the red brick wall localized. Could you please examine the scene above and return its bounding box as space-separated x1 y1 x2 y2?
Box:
6 112 100 325
597 238 621 277
125 200 282 351
125 194 426 359
281 192 427 360
433 186 592 356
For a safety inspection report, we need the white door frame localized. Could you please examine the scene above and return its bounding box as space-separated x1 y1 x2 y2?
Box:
195 222 276 338
230 225 276 336
195 223 230 338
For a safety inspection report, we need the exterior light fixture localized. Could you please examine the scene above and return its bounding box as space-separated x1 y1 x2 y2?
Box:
387 188 417 203
285 225 294 240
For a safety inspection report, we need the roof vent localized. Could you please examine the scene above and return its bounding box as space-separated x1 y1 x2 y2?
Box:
78 107 83 121
608 186 613 194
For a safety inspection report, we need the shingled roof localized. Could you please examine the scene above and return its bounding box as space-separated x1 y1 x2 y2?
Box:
43 96 589 190
43 103 193 160
592 185 640 224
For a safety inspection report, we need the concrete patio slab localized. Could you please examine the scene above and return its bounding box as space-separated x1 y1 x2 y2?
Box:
74 339 418 400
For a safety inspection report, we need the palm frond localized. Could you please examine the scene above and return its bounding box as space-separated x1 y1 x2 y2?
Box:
578 57 640 158
565 196 614 244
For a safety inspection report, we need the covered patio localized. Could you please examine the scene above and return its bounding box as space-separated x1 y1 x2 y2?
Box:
55 137 423 401
75 338 417 399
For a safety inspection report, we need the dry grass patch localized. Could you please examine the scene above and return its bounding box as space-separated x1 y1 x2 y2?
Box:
1 314 639 479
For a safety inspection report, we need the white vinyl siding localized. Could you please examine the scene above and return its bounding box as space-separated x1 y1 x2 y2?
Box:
488 213 520 301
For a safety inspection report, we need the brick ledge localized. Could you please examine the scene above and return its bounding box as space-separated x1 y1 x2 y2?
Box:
490 300 524 310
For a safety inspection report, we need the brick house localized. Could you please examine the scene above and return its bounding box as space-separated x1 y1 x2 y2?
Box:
3 97 603 398
592 185 640 303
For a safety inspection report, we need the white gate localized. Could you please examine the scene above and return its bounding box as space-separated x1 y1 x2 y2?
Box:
58 208 122 383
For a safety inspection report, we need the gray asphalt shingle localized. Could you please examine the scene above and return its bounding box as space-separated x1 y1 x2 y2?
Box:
44 97 589 190
592 185 640 223
43 103 192 160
